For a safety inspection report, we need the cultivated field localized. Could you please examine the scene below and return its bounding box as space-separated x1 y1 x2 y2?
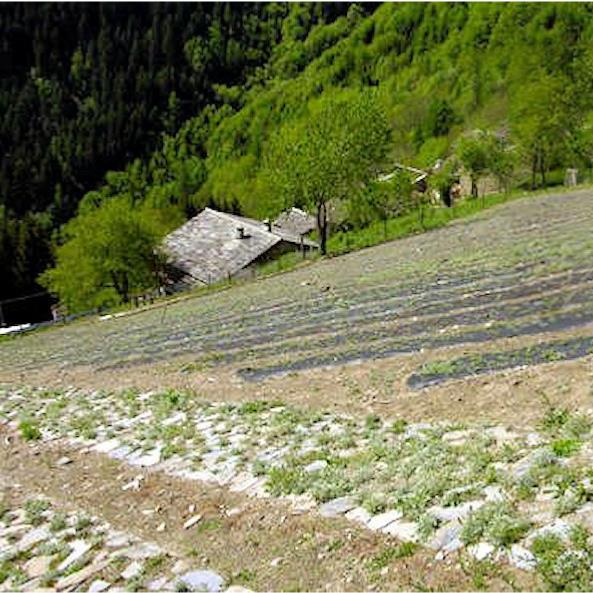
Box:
2 188 593 591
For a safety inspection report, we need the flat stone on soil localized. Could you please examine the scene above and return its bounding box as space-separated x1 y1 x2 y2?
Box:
318 497 356 518
508 544 536 571
105 532 131 548
89 579 111 593
17 526 50 552
303 460 328 473
122 542 162 560
468 542 495 561
55 559 110 591
367 510 403 531
58 539 92 571
429 500 484 523
183 514 203 530
428 522 462 551
345 507 372 526
381 520 419 542
177 570 224 593
24 555 52 578
121 560 144 580
526 519 572 544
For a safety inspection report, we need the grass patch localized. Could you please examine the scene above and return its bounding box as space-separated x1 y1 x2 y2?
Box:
550 438 581 457
368 542 419 571
327 188 537 257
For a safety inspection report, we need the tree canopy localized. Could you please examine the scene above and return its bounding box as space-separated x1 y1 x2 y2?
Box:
5 3 593 319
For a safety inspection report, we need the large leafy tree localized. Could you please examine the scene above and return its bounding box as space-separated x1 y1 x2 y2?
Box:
260 89 391 254
40 198 181 312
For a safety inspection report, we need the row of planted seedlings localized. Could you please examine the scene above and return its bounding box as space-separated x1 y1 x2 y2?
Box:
234 297 593 381
98 290 593 378
408 334 593 390
3 386 593 578
95 259 593 375
3 198 593 375
96 227 593 354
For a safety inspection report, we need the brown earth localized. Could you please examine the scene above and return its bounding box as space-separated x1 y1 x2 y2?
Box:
0 426 534 591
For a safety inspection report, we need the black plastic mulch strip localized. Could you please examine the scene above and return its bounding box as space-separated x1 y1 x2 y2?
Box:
406 334 593 389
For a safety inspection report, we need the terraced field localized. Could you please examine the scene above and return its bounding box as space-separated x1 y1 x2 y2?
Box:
2 188 593 590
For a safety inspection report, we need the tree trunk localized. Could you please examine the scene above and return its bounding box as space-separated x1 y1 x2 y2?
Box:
471 176 478 199
531 153 537 190
540 151 546 187
317 201 327 256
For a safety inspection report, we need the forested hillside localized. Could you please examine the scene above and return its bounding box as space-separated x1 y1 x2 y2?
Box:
0 2 353 321
4 3 593 321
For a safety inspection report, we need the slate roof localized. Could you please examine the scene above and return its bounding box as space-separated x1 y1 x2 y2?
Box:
163 208 317 285
273 207 317 236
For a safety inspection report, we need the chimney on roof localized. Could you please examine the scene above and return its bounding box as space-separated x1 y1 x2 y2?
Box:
236 226 245 239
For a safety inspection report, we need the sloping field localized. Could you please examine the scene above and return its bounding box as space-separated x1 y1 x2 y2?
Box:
2 189 593 591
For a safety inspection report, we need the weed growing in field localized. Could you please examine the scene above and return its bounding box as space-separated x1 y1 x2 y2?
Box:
18 418 41 441
461 502 530 547
24 498 50 525
367 542 418 571
532 525 593 590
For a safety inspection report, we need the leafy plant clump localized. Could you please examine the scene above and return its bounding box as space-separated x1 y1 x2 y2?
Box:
18 419 41 441
532 526 593 591
461 502 530 548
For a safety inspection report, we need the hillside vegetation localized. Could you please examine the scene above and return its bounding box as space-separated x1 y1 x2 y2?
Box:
5 3 593 316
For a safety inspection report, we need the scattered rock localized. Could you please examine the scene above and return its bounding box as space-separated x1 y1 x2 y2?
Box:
130 449 161 468
55 559 110 591
367 510 403 531
428 500 484 523
484 485 505 502
508 544 536 571
303 460 328 473
24 555 52 578
17 526 50 553
183 514 203 530
122 542 162 560
428 522 462 551
318 497 356 518
443 429 473 445
270 557 283 567
172 560 192 575
56 456 73 467
156 522 166 532
122 475 144 492
89 579 111 593
525 519 572 545
105 532 131 548
345 506 371 526
381 520 418 542
177 570 224 593
147 576 170 591
58 539 92 571
467 542 495 561
121 560 144 580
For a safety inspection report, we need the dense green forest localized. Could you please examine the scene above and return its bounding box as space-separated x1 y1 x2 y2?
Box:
4 3 593 320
